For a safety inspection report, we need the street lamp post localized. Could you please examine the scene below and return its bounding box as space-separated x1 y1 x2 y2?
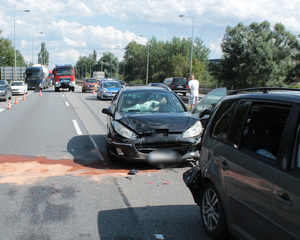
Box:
179 14 194 77
139 35 150 85
32 32 43 64
14 10 30 81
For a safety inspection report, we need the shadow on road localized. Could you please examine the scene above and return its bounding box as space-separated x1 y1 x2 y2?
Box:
97 205 207 240
67 135 159 171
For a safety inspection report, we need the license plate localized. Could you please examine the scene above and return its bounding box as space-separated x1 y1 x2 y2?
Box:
147 150 182 168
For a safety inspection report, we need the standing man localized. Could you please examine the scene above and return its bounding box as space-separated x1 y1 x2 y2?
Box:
188 75 199 109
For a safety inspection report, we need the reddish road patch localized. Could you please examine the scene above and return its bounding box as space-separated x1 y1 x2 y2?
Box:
0 154 157 185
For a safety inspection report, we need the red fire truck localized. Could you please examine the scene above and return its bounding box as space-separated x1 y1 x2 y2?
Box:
53 64 75 92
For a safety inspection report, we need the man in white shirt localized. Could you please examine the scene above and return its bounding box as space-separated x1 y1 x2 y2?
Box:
188 75 199 109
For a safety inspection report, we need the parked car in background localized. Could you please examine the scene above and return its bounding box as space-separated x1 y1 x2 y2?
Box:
0 80 12 102
183 87 300 240
10 81 28 95
82 78 98 93
148 83 171 91
102 86 203 168
163 77 188 96
97 80 121 100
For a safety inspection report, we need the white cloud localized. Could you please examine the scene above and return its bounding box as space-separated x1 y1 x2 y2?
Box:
1 0 300 69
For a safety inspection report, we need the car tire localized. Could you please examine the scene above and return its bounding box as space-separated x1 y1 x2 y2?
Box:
200 182 228 240
55 87 59 92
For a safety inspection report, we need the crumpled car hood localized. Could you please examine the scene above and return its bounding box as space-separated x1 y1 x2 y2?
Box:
116 112 197 135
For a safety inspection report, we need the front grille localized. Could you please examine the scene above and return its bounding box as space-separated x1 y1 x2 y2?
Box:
135 142 191 154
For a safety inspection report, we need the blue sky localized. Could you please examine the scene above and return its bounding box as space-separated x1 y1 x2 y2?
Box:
1 0 300 70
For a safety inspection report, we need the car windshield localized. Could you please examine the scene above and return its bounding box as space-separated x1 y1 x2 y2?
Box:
85 79 97 83
11 82 23 86
103 81 121 88
0 81 5 87
119 91 185 113
57 68 73 76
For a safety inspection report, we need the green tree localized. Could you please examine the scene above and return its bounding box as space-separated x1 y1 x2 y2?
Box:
98 52 119 78
38 42 49 66
0 29 26 67
124 36 211 84
219 21 300 89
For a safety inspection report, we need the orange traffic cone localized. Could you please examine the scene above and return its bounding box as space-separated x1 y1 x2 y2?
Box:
14 96 19 105
23 93 26 100
93 89 95 94
39 90 42 96
7 100 11 110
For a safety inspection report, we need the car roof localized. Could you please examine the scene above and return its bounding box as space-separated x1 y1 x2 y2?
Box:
223 88 300 105
121 86 169 93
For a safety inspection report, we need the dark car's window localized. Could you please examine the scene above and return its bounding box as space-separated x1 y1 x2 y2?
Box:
211 100 237 142
173 78 186 85
290 117 300 176
192 88 227 115
240 103 290 161
228 101 251 148
119 92 185 113
0 80 6 86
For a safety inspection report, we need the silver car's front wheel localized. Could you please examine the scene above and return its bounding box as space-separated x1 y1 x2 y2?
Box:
200 182 227 239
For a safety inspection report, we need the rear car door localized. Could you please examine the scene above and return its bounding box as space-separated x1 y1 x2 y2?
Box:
271 106 300 240
207 100 276 239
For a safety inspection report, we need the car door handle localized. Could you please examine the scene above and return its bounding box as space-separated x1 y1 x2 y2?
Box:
276 193 293 208
219 160 229 171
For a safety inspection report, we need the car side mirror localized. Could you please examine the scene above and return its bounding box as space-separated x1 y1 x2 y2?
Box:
199 109 212 119
102 108 112 116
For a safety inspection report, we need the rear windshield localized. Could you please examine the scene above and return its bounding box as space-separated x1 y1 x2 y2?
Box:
173 78 186 85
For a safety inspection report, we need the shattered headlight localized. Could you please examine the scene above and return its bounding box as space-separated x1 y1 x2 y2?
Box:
183 121 203 138
113 121 138 140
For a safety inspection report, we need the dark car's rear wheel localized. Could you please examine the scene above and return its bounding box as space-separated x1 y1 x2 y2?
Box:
200 182 227 240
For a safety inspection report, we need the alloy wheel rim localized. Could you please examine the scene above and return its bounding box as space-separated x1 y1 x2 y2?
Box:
202 188 220 231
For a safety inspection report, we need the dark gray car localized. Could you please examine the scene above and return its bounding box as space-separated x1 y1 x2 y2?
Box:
0 80 12 102
183 87 300 240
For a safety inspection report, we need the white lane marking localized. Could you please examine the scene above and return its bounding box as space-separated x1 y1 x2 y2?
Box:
72 120 82 135
62 94 65 98
65 101 69 107
0 108 5 113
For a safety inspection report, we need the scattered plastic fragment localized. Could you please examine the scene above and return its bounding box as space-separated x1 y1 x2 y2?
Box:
154 234 164 239
127 169 138 175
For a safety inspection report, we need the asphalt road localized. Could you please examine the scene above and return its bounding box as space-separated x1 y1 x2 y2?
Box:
0 86 212 240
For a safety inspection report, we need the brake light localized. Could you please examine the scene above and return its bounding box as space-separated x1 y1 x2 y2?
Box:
171 85 175 90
